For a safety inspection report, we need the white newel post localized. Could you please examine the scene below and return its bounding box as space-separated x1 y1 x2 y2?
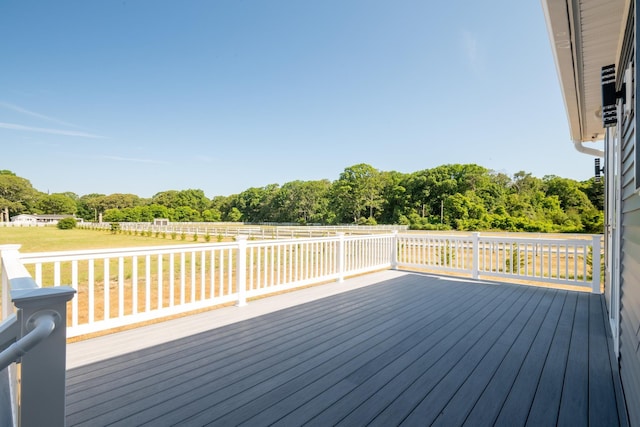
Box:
236 236 248 306
592 235 602 294
337 233 345 283
472 232 480 279
391 231 398 270
0 244 76 427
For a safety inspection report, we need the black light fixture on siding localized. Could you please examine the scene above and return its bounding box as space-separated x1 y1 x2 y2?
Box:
601 64 627 128
595 158 605 182
601 65 618 127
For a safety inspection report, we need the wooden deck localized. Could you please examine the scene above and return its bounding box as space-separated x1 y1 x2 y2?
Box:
65 271 628 426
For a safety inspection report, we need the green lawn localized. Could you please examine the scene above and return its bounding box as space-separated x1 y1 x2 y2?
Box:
0 226 198 253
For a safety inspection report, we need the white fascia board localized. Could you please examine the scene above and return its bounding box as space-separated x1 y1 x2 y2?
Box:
541 0 583 143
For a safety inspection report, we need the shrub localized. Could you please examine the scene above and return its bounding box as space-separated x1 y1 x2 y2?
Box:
204 233 211 242
57 217 77 230
193 233 199 242
171 232 177 240
180 232 187 241
110 222 121 234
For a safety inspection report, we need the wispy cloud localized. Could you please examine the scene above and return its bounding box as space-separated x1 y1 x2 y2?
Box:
0 101 83 129
197 155 215 163
460 30 482 71
99 155 170 165
0 122 105 138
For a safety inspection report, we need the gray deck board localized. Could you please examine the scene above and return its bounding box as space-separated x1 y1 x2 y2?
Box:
524 291 577 426
323 285 527 427
67 280 402 395
200 279 490 426
466 290 566 426
558 292 589 426
589 295 624 426
65 271 627 426
68 279 422 424
429 288 557 426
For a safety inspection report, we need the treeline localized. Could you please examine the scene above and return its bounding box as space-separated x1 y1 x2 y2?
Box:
0 164 604 233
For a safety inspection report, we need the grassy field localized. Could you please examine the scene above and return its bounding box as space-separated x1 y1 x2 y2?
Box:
0 226 206 253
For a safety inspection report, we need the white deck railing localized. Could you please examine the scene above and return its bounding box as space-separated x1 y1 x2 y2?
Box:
13 234 393 337
0 232 603 426
396 233 602 290
3 232 601 339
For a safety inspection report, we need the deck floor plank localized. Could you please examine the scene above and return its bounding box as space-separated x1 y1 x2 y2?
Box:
327 286 536 425
523 291 578 426
131 278 456 426
589 294 623 426
429 289 558 426
464 290 566 426
558 292 590 426
194 278 491 426
67 280 403 396
64 271 626 427
365 286 538 427
68 280 428 424
262 282 518 427
400 288 547 426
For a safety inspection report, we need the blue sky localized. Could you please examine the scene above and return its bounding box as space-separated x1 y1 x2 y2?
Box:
0 0 600 198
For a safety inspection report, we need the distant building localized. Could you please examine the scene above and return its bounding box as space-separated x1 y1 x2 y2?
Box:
10 214 82 224
10 214 38 224
153 218 169 226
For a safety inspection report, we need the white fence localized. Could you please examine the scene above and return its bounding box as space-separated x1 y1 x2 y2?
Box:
2 232 601 338
78 222 408 239
0 222 48 228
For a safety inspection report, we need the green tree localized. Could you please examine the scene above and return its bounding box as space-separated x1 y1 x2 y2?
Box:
171 206 201 222
276 180 331 224
152 189 210 213
225 207 242 222
0 172 40 218
379 171 409 224
332 164 383 223
38 193 78 215
202 208 222 222
581 177 605 211
57 217 77 229
96 193 141 211
76 193 105 221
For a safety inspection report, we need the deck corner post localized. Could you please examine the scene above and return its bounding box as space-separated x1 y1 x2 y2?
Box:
591 235 602 294
391 231 398 270
471 232 480 279
337 233 345 283
236 236 248 306
12 286 75 427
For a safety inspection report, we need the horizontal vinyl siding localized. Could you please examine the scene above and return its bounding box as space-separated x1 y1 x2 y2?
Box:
619 28 640 425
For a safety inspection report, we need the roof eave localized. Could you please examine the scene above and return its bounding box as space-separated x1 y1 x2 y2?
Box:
541 0 627 145
542 0 584 143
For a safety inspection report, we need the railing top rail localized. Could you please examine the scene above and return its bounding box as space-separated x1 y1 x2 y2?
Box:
398 233 472 240
1 245 39 292
478 236 599 245
247 236 342 248
17 242 240 263
397 233 602 243
344 233 395 241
